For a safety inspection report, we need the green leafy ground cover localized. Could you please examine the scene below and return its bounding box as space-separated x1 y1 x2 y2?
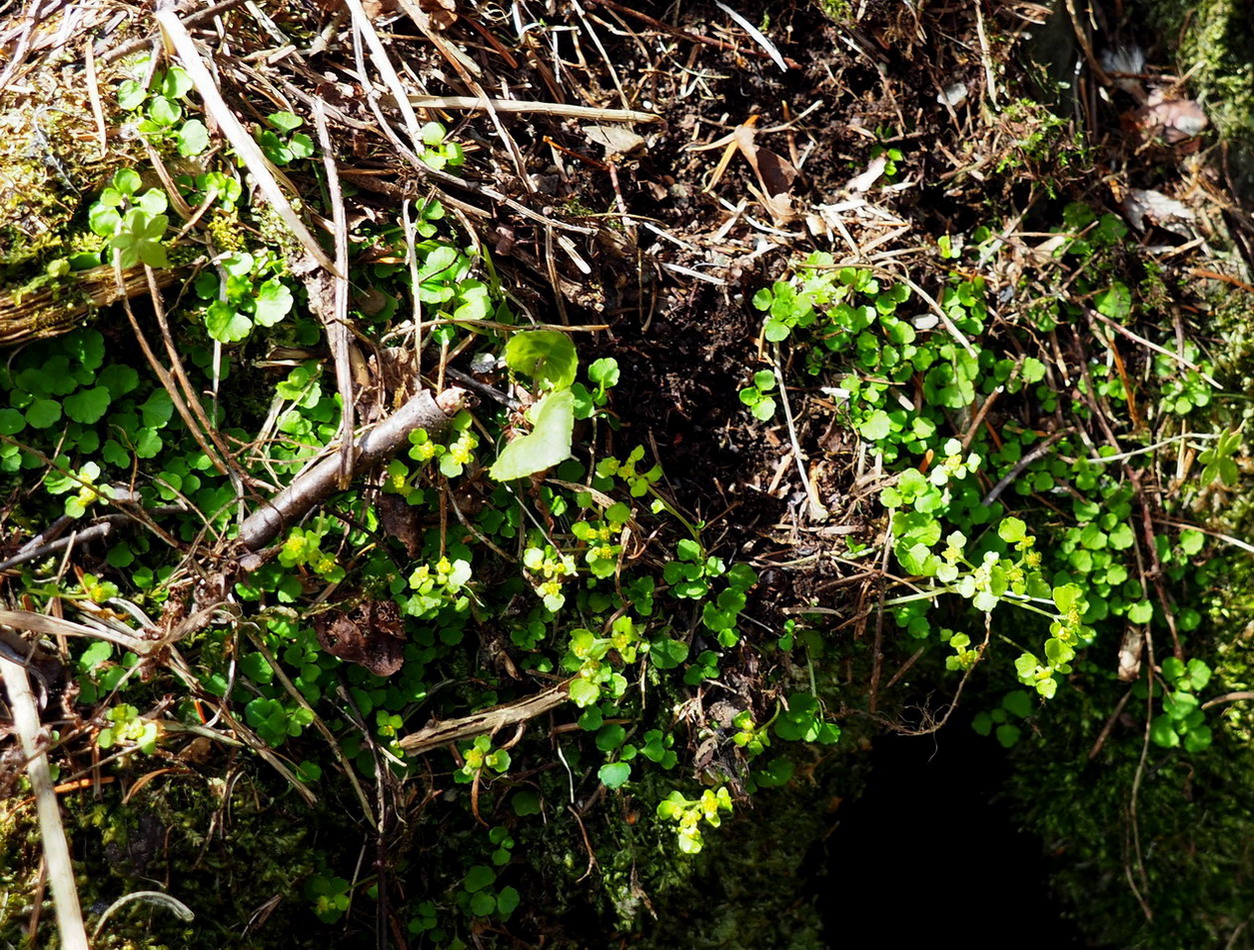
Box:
0 1 1252 947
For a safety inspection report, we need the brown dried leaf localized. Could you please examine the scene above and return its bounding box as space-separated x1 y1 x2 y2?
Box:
584 125 645 159
377 492 423 556
733 124 799 223
420 0 458 30
314 600 407 676
1117 626 1143 682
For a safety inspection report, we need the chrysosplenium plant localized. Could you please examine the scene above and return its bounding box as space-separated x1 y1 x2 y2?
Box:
745 246 1212 735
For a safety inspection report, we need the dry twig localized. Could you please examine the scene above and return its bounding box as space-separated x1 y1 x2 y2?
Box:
398 679 572 756
0 636 89 950
155 9 339 275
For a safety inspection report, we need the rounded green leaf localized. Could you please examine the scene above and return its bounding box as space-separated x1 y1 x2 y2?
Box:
595 724 626 751
287 133 314 160
463 865 495 892
205 300 253 343
998 517 1027 543
107 543 134 568
588 357 619 388
161 66 193 99
1161 656 1186 682
751 397 776 421
503 330 578 391
496 885 520 917
141 389 174 428
859 410 892 441
136 188 168 216
254 279 294 327
1150 714 1179 748
134 427 162 458
1002 690 1033 719
177 119 210 156
79 640 113 670
147 94 181 126
420 121 446 146
598 762 631 788
26 398 61 429
268 111 304 132
1094 282 1131 320
113 168 142 195
994 723 1021 748
63 386 111 424
1179 529 1205 556
0 408 25 435
117 80 147 110
763 319 791 342
649 636 689 670
97 365 140 399
88 204 121 238
568 678 600 708
1182 726 1212 753
511 790 541 816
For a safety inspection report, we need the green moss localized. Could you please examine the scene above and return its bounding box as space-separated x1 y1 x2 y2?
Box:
1008 658 1254 948
0 767 349 948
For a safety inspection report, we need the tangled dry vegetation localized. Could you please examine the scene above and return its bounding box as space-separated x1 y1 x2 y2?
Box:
0 0 1252 947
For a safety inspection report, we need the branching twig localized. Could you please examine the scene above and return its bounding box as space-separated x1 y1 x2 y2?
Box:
237 388 460 552
980 429 1071 507
771 344 825 521
0 507 183 572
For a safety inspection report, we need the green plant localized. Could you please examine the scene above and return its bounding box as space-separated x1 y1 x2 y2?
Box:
456 864 519 920
869 143 903 179
739 368 778 420
656 786 734 854
1199 428 1242 486
117 64 209 157
417 121 467 171
88 168 170 268
1150 657 1214 751
456 735 512 782
773 693 840 744
193 249 295 344
565 615 646 708
96 703 159 755
488 331 619 481
278 522 347 583
256 111 314 165
971 689 1035 748
732 710 771 756
305 872 352 923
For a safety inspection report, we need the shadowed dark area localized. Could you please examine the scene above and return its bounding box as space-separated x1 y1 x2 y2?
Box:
822 719 1089 948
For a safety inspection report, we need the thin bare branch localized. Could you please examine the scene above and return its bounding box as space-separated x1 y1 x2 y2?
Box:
237 388 460 552
399 679 572 756
0 645 90 950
